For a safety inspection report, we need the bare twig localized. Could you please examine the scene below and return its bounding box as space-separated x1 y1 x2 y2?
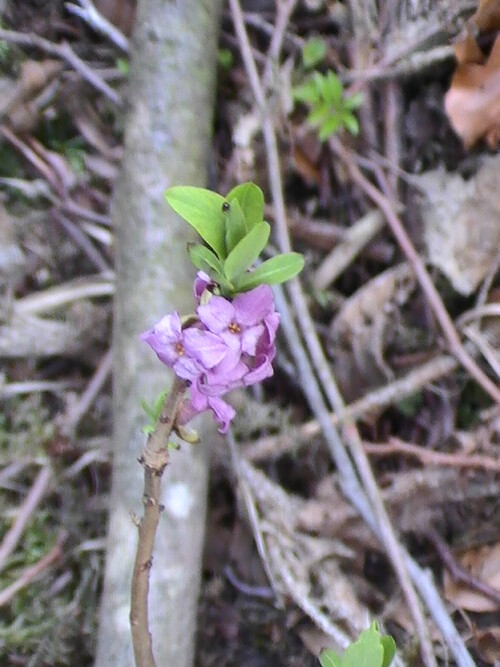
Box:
223 564 274 600
130 376 188 667
313 209 384 289
14 273 114 315
0 379 81 398
365 437 500 474
226 428 282 602
0 29 121 104
52 210 112 273
65 0 130 52
261 0 299 91
0 466 53 573
63 348 113 434
429 530 500 606
0 539 63 608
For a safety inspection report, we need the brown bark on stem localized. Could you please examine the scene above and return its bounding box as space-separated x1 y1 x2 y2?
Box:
130 377 188 667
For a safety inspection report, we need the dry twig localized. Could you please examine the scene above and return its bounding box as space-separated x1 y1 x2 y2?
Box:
0 466 53 574
65 0 130 52
365 438 500 474
0 538 64 608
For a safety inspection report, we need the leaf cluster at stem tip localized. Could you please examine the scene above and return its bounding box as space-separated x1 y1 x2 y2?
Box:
165 182 304 297
293 70 363 141
319 622 396 667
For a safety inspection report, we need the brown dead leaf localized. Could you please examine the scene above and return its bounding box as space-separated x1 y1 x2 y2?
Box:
417 155 500 295
328 263 415 401
444 542 500 612
445 33 500 147
454 33 484 65
476 626 500 664
470 0 500 33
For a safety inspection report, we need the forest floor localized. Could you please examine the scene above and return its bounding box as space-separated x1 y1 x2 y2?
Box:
1 1 500 665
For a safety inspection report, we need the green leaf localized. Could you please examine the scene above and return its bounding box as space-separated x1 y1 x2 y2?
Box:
188 244 234 292
318 649 342 667
224 199 248 253
292 79 320 104
324 71 343 104
225 182 264 230
318 116 342 141
302 37 327 69
217 48 234 70
342 623 384 667
165 186 227 259
380 635 396 667
224 221 270 281
235 252 304 290
341 113 360 136
308 102 332 126
188 244 225 274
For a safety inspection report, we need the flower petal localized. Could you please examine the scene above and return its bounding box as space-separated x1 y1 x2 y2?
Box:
232 285 274 326
197 296 235 333
207 396 236 433
183 327 229 369
140 312 183 366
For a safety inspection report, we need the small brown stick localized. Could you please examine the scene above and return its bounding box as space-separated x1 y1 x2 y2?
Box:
0 29 121 104
52 210 111 272
63 348 113 434
261 0 299 91
130 376 188 667
383 80 402 196
223 564 275 600
0 538 63 608
332 142 500 406
428 530 500 606
0 126 58 190
0 466 53 573
364 438 500 474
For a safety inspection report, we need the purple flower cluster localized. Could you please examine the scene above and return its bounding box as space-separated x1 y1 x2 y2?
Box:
141 272 280 433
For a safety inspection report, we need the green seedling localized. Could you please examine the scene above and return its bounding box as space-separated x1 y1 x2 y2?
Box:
319 622 396 667
293 70 363 140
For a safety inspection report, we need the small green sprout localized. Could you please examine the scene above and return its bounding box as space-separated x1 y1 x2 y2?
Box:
217 48 234 70
116 57 130 76
293 70 363 141
141 390 168 435
301 37 327 69
319 622 396 667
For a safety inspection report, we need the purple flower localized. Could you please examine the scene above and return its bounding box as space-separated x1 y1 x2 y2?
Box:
140 312 228 381
197 284 275 356
141 282 281 434
193 271 213 300
177 387 236 434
